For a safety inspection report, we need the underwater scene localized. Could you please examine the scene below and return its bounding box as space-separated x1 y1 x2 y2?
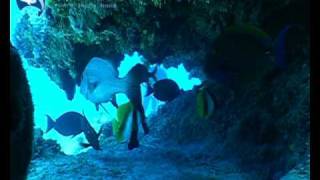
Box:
10 0 309 179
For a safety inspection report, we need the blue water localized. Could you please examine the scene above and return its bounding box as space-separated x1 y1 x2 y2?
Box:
10 0 21 40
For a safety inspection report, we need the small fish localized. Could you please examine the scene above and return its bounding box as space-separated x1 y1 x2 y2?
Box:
46 111 102 150
112 102 134 141
46 112 84 136
196 86 215 119
150 79 181 102
16 0 46 15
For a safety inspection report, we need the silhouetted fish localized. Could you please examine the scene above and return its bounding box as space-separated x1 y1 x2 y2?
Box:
46 112 84 136
46 111 102 150
205 24 304 88
151 79 181 102
126 63 157 97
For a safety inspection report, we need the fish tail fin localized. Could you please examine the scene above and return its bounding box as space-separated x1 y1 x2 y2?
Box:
46 115 55 133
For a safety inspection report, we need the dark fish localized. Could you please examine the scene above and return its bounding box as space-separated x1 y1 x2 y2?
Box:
16 0 46 15
46 112 84 136
46 111 102 150
125 83 149 150
126 63 157 85
204 24 274 89
126 63 157 97
151 79 181 102
206 24 305 87
120 63 156 149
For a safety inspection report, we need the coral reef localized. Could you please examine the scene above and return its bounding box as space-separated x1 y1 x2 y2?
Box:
28 44 309 178
14 11 77 99
32 129 62 159
14 0 278 89
13 0 309 96
10 44 34 180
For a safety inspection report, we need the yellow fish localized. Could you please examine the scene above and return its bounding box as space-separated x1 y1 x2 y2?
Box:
112 101 133 141
196 86 215 119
